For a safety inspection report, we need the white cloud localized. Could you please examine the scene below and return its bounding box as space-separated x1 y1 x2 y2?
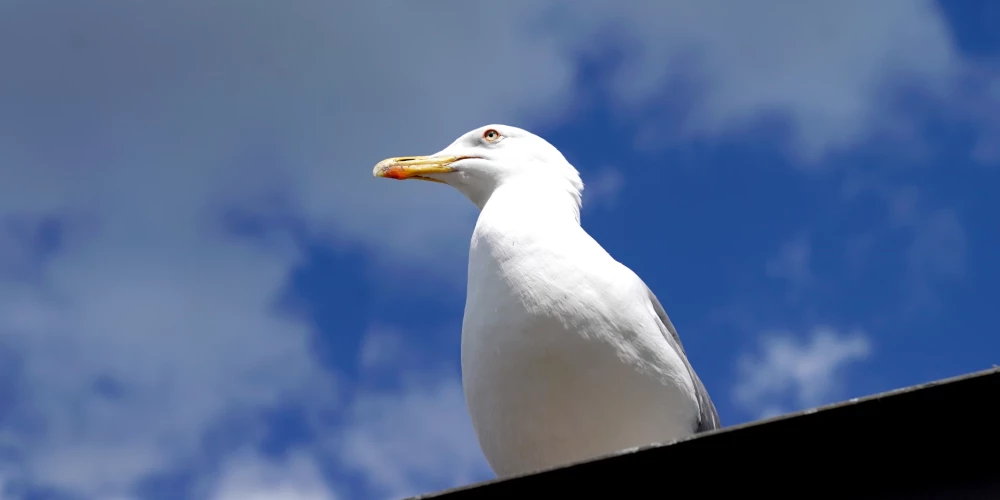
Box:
207 451 338 500
733 327 872 418
582 0 963 162
0 223 339 497
336 373 491 499
0 1 988 498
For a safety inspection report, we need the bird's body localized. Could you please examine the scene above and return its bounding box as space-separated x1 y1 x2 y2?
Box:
373 124 719 477
463 179 712 475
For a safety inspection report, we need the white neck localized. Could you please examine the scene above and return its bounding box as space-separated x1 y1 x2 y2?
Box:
472 176 583 227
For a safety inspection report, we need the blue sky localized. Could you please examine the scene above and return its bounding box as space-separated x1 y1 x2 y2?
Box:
0 1 998 499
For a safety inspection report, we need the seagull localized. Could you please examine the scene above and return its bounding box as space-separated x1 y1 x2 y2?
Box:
373 124 720 477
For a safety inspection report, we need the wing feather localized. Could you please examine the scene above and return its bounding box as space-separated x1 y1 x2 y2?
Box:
644 283 721 432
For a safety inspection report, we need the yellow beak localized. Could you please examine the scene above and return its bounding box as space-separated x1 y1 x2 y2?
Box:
372 155 463 184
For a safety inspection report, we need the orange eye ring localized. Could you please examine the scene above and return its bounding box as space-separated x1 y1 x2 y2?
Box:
483 129 502 142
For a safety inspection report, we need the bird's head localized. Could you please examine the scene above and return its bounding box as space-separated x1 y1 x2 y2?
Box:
372 124 584 209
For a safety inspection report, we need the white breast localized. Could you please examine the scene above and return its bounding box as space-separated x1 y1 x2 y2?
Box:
460 198 699 477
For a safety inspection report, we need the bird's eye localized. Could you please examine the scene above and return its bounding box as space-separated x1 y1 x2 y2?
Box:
483 129 502 142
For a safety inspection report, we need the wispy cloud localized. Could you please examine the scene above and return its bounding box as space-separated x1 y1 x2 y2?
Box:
841 181 967 319
733 327 873 419
0 471 12 500
582 167 626 212
765 232 814 296
604 1 965 163
946 62 1000 166
0 230 336 498
207 451 338 500
358 326 406 373
901 208 967 315
335 373 491 499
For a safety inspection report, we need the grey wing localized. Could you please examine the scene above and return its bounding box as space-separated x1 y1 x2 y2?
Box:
644 283 722 432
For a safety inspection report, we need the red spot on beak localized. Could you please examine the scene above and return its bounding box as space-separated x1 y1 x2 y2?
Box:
382 166 407 180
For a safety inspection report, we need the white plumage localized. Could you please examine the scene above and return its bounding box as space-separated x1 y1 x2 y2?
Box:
373 124 720 477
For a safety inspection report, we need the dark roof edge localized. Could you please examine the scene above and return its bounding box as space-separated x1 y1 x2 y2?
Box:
705 365 1000 436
